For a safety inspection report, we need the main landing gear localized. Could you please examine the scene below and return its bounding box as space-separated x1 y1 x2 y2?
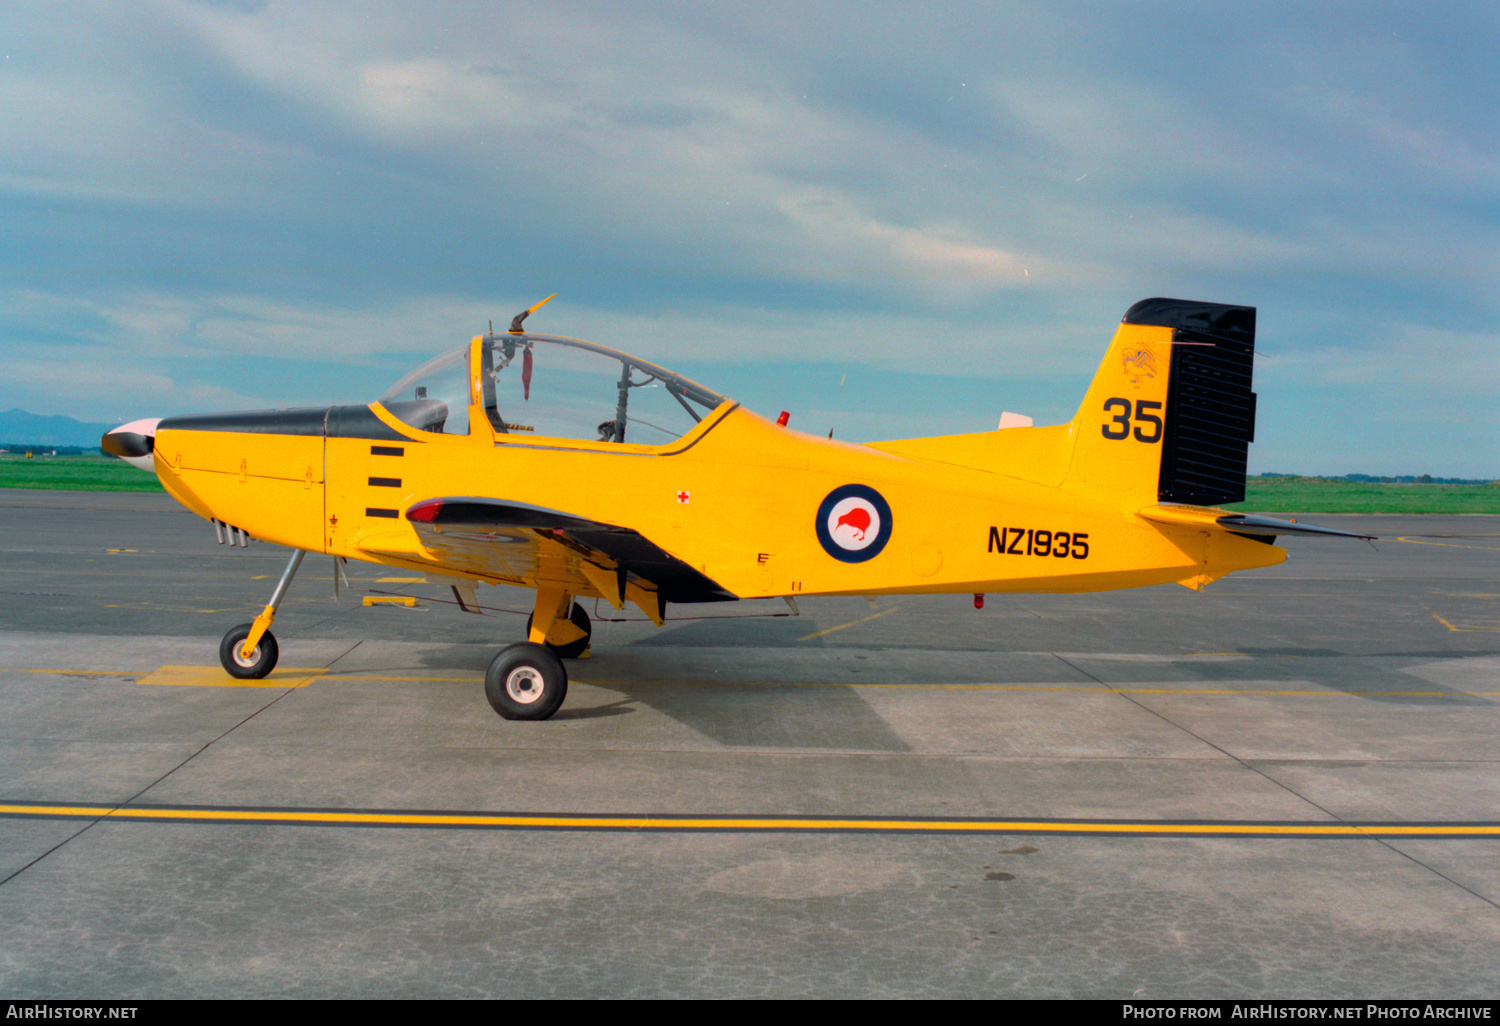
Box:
523 602 591 660
219 548 305 679
485 643 568 720
485 586 592 720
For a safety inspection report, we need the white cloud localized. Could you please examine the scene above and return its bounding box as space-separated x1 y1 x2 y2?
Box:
1265 322 1500 395
0 0 1494 475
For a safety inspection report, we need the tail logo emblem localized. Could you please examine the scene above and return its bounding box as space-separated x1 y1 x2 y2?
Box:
1122 347 1157 387
816 485 893 563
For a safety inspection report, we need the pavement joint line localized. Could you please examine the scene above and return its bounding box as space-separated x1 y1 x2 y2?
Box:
2 801 1500 837
795 603 905 641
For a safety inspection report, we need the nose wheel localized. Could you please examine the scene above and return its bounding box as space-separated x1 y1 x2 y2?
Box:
220 623 280 679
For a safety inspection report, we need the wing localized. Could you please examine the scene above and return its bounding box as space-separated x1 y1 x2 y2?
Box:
400 497 736 621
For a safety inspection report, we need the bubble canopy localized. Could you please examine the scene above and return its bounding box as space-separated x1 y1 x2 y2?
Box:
378 332 727 445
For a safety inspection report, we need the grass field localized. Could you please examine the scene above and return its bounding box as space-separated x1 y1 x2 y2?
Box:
1225 477 1499 514
0 454 165 492
3 455 1496 513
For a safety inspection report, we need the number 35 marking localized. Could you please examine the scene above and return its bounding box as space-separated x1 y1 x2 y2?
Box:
1102 398 1163 443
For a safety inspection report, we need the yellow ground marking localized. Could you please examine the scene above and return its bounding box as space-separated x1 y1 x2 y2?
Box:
0 567 343 582
797 604 904 641
103 604 240 613
1397 536 1500 551
1 802 1497 837
377 577 427 583
1420 600 1500 633
318 674 476 683
5 667 1498 698
566 679 1500 698
105 549 138 553
363 595 418 607
1430 613 1500 633
135 665 328 688
8 669 138 678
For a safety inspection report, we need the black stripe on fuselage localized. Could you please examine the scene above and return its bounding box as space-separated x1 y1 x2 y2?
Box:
326 405 411 442
156 405 416 443
157 408 329 435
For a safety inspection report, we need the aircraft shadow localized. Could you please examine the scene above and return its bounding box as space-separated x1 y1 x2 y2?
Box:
406 643 913 749
621 615 813 649
1233 647 1496 706
571 678 915 752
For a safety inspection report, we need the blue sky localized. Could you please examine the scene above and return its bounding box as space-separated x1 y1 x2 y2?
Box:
2 0 1495 475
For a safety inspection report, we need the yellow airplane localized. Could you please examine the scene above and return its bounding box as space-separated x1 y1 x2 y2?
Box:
102 296 1371 720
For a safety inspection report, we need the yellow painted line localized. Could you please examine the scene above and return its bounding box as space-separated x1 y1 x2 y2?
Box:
0 568 345 582
1 802 1497 837
797 604 904 641
7 669 139 678
7 668 1497 698
567 679 1500 698
103 604 241 613
135 665 328 688
1428 612 1500 634
1397 536 1500 551
320 675 476 684
377 577 427 583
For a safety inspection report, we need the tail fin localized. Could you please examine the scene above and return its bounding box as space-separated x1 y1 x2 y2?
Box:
1063 298 1257 507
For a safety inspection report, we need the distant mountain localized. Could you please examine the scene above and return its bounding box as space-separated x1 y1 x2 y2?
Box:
0 408 118 449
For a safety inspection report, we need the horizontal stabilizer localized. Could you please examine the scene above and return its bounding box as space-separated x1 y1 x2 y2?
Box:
1139 504 1375 541
1216 513 1376 541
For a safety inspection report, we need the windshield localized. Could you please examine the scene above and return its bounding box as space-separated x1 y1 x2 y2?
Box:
378 347 472 436
378 332 726 445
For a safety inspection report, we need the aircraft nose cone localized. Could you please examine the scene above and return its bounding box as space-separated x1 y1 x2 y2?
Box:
101 417 160 472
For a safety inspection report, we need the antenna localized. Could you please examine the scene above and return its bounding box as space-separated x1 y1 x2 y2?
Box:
509 293 558 334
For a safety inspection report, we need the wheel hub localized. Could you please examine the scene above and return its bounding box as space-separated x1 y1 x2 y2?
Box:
505 666 544 704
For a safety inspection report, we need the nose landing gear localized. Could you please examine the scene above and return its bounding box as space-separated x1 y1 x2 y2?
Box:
218 548 305 680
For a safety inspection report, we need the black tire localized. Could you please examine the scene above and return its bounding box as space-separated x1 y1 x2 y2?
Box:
523 602 592 660
485 642 568 720
220 623 279 679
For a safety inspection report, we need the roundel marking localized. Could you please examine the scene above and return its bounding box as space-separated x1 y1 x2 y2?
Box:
815 484 894 563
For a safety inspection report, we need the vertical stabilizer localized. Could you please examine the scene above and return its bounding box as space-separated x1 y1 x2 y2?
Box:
1063 298 1257 507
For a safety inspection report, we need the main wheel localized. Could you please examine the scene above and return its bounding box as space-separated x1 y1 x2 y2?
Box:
219 623 279 679
523 602 592 660
485 642 568 720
